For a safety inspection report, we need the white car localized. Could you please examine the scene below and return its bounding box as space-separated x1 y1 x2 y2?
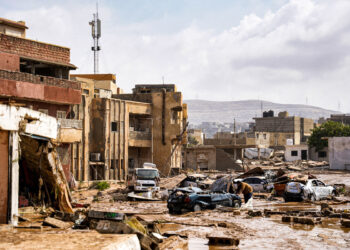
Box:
242 177 273 193
303 179 335 201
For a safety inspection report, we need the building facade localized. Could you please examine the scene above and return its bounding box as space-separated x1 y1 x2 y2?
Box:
253 111 314 147
0 18 79 224
115 84 188 176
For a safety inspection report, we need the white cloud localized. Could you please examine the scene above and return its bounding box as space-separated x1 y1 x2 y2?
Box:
3 0 350 112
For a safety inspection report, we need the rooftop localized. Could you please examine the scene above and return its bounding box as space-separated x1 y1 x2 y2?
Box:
71 74 116 82
0 17 28 29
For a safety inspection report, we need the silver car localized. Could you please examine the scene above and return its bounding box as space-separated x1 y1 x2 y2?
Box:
303 179 335 201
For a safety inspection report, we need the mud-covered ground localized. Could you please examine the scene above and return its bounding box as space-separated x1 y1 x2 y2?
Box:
1 170 350 249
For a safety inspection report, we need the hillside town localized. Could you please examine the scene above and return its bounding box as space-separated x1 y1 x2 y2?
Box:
0 11 350 250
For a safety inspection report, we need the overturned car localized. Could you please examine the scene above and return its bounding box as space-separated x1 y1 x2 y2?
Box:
167 187 241 214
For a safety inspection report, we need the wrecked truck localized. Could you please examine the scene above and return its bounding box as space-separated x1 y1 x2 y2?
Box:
127 163 160 192
167 187 241 214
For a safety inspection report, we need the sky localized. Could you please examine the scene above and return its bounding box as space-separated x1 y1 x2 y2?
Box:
1 0 350 112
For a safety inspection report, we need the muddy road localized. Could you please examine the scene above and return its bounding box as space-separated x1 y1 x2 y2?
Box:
1 171 350 249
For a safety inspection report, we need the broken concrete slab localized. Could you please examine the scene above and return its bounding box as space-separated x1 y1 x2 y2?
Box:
207 234 239 246
248 210 262 217
43 217 73 229
281 216 315 225
341 219 350 228
158 236 188 250
96 220 158 250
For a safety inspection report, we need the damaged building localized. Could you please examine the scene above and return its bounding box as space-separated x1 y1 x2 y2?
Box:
68 77 188 181
114 84 188 176
0 18 79 224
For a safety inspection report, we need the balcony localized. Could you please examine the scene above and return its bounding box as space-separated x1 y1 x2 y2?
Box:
129 131 152 147
0 69 81 105
0 69 80 89
58 118 82 143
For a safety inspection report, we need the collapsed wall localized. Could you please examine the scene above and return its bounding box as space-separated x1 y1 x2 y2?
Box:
20 135 73 213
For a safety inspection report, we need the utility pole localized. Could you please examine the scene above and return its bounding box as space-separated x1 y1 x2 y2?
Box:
233 118 237 160
89 3 101 74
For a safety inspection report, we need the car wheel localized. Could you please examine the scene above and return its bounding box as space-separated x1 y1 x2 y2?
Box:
193 204 201 212
169 207 174 214
233 200 241 208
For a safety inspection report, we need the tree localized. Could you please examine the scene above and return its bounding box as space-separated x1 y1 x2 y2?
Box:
188 135 199 147
308 121 350 151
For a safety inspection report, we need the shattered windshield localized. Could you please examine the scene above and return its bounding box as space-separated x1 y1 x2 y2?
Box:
136 169 159 180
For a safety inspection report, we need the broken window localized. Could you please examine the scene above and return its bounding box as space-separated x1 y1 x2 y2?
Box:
291 150 298 156
111 122 118 132
318 151 327 158
56 111 67 119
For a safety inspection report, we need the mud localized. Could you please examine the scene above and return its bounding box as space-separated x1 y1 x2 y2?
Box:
2 170 350 249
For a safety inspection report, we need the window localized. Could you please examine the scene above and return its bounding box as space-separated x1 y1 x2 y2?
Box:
38 109 48 115
170 110 179 124
57 111 67 119
83 89 89 95
318 151 327 158
263 134 267 139
256 133 259 139
291 150 298 156
111 122 118 132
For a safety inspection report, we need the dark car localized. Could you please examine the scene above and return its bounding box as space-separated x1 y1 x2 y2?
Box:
167 187 241 214
283 182 305 202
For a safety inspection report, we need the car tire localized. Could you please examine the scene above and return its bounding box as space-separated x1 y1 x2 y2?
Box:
233 200 241 208
193 204 201 212
169 207 174 214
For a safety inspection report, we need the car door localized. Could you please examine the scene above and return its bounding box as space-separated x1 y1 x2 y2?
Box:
315 180 331 199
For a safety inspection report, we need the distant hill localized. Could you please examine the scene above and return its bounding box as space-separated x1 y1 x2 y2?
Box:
185 99 338 124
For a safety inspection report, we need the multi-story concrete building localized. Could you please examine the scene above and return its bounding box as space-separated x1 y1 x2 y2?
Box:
0 18 80 224
328 114 350 126
66 79 187 181
253 111 314 147
114 84 188 176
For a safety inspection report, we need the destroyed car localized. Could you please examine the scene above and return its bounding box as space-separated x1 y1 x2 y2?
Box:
283 182 304 202
181 174 213 189
241 177 273 193
303 179 336 201
167 187 241 214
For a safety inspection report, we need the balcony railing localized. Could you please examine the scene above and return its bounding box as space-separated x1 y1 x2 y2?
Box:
0 69 80 90
129 131 152 140
58 118 82 129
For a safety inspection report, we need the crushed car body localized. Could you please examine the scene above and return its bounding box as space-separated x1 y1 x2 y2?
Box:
167 187 241 214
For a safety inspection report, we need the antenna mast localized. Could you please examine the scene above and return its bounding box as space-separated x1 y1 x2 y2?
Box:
89 3 101 74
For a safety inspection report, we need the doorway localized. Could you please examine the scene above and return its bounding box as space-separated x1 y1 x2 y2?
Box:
301 150 308 160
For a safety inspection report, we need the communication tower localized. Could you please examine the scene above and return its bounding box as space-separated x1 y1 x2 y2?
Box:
89 4 101 74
